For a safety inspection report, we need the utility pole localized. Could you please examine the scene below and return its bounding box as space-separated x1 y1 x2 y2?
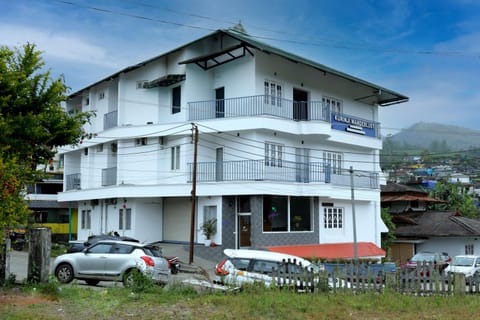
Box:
189 124 199 264
350 166 358 261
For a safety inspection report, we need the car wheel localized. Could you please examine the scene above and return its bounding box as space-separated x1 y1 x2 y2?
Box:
123 269 143 287
85 279 100 286
55 263 74 283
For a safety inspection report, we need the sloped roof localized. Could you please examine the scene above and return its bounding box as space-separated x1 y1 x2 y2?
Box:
394 211 480 237
265 242 385 260
69 28 408 106
381 182 444 203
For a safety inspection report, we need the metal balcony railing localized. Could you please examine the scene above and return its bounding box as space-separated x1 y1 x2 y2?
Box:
188 95 380 137
188 95 329 122
66 173 81 190
188 159 379 189
104 110 118 130
102 167 117 186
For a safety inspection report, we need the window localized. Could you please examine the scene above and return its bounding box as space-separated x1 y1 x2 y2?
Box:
111 143 117 153
466 244 474 255
84 148 88 156
119 208 132 230
323 96 342 113
98 92 105 100
88 243 112 254
323 151 342 174
34 211 48 223
136 80 147 89
263 196 312 232
96 144 104 152
265 142 283 167
204 206 217 225
135 137 147 146
290 197 311 231
85 97 90 106
323 207 343 229
172 86 181 114
170 145 180 170
264 80 282 106
81 210 91 229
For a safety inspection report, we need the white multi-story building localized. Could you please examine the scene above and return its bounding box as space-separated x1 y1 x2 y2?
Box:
58 25 408 250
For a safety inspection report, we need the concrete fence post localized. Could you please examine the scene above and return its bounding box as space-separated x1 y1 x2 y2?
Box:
28 227 51 283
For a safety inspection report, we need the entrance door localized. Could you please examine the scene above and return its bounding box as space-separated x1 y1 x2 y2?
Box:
215 87 225 118
238 215 251 247
216 147 223 181
295 148 310 182
293 88 308 121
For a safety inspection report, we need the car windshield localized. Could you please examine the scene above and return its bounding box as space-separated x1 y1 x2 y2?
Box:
411 253 436 262
452 257 475 267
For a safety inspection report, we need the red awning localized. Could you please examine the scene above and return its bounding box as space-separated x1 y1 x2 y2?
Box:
265 242 386 260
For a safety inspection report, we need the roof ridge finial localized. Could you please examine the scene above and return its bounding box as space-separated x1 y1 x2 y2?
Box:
232 21 247 34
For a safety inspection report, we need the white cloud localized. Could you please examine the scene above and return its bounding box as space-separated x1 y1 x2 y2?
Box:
0 23 120 69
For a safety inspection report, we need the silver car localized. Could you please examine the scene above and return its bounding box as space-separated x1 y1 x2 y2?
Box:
53 240 170 286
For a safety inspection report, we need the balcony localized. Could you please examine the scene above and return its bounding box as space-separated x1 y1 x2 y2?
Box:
188 95 379 138
102 167 117 186
66 173 81 190
104 110 118 130
188 159 379 189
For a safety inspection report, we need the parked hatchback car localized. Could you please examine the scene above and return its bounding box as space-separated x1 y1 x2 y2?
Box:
53 240 170 286
214 249 314 288
444 255 480 282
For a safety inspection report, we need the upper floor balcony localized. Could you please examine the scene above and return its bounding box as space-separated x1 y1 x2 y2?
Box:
188 159 379 189
66 173 81 191
102 167 117 186
188 95 380 138
104 110 118 130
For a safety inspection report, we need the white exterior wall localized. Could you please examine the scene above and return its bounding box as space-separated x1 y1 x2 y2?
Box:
416 237 480 257
197 196 223 244
133 199 163 243
319 200 384 244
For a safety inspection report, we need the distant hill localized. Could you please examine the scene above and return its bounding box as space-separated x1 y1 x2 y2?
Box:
385 122 480 151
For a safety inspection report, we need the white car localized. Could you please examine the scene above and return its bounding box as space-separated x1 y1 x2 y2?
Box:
53 240 170 286
214 249 315 288
444 255 480 282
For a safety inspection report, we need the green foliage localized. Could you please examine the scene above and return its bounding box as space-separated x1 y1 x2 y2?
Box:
0 156 31 243
0 43 93 170
200 218 217 239
429 181 479 218
380 208 396 258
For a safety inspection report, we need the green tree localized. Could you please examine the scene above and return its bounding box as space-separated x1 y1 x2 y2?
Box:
429 181 479 218
0 43 92 170
380 208 396 260
0 43 92 283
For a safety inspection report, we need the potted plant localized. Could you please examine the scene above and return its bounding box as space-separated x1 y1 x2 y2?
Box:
200 218 217 246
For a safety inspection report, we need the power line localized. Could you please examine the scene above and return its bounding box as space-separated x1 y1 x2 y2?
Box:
52 0 480 59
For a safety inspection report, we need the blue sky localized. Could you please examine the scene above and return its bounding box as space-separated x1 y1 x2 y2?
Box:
2 0 480 134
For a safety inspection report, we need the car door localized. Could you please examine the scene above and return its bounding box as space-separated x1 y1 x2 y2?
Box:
76 243 113 276
103 243 135 279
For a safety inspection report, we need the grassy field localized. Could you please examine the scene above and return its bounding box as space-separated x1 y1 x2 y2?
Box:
1 281 480 320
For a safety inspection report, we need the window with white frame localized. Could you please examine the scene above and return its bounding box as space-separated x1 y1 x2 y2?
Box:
264 80 282 106
323 207 343 229
204 206 217 224
265 142 283 167
465 244 474 255
323 96 342 114
98 92 105 100
96 144 103 152
172 86 181 114
119 208 132 230
81 210 91 229
323 151 343 174
171 145 180 170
